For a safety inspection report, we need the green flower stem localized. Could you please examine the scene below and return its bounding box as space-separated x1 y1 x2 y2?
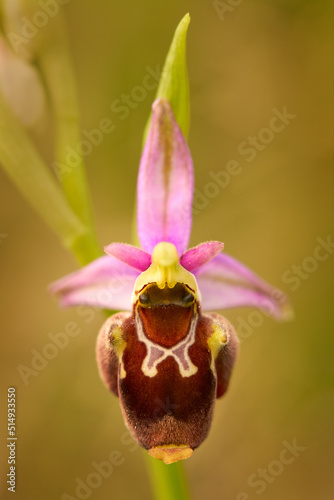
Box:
36 11 100 262
144 453 190 500
0 91 89 254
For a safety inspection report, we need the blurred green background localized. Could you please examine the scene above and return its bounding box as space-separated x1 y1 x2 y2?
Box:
0 0 333 499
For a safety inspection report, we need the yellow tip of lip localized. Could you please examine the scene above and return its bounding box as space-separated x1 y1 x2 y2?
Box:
148 444 193 464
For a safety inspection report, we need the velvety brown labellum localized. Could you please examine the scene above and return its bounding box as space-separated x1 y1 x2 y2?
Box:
96 283 238 461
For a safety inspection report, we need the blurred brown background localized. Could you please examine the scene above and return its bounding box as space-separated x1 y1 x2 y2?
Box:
0 1 333 499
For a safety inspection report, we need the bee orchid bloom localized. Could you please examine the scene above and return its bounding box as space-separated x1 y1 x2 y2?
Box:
50 98 290 464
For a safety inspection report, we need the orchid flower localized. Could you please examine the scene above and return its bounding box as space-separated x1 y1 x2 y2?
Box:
50 98 290 465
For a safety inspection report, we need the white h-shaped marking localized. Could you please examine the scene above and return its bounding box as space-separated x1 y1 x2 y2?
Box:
135 308 199 378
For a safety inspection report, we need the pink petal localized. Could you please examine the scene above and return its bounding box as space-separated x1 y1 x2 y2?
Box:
195 253 292 320
104 243 151 272
49 256 139 310
180 241 224 272
137 98 194 255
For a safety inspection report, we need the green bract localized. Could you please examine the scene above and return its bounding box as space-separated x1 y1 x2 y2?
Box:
143 13 190 145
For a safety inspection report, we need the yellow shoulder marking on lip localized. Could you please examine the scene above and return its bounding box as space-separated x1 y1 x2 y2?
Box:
207 323 228 361
110 326 127 379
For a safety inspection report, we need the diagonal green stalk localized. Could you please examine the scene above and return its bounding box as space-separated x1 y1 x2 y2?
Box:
1 1 100 265
0 91 87 252
36 10 101 264
144 453 191 500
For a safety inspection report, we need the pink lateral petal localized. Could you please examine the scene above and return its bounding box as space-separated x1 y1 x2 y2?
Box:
180 241 224 272
137 98 194 255
104 243 151 272
196 253 292 320
49 255 139 310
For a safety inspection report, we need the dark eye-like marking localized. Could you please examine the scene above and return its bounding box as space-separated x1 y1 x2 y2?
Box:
182 292 194 305
139 292 150 305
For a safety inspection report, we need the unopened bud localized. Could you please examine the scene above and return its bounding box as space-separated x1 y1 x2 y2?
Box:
0 35 47 127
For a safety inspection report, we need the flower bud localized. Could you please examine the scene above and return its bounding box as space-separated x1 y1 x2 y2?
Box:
0 34 47 127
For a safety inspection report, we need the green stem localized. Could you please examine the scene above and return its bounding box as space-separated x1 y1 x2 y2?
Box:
0 91 87 252
144 453 190 500
37 11 100 263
